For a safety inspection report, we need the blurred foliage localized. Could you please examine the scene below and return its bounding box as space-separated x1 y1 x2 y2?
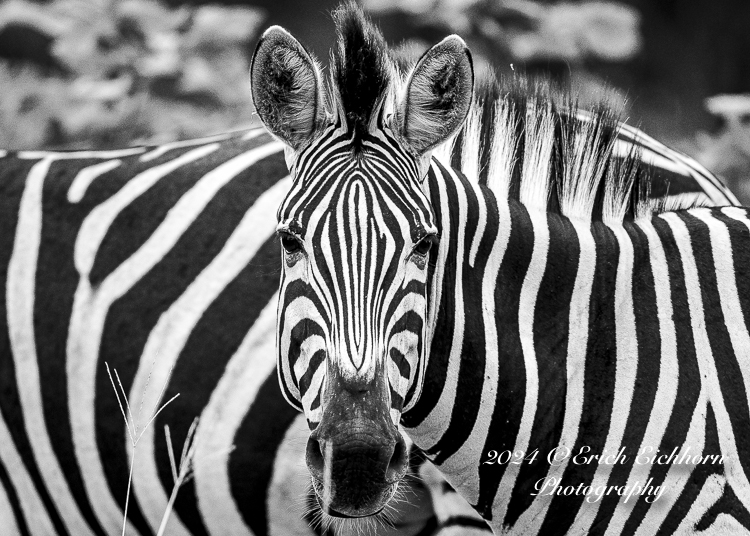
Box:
0 0 264 149
0 0 643 150
367 0 640 62
367 0 641 109
697 94 750 204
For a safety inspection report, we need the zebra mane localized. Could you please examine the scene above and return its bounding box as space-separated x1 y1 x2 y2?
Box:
329 2 397 151
435 75 707 224
322 4 704 222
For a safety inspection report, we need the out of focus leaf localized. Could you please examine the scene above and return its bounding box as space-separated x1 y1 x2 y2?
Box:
697 94 750 204
363 0 440 15
184 6 264 49
504 0 641 62
138 32 181 78
0 0 69 38
0 65 67 148
69 75 133 102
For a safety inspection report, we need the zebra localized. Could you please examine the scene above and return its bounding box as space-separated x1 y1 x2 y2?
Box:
252 3 750 534
0 130 730 536
0 129 459 536
0 6 736 536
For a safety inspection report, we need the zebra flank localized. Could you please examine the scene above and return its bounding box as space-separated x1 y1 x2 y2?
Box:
406 160 750 534
0 130 305 536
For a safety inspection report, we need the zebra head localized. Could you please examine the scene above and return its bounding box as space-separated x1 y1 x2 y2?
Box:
250 4 472 519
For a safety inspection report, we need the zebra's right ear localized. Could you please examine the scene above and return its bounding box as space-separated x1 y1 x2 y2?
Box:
251 26 326 152
394 36 474 156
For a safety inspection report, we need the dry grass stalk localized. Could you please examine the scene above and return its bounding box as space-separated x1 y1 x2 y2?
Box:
105 361 180 536
157 418 199 536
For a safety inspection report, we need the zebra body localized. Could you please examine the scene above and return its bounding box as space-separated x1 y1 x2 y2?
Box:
0 127 734 535
407 158 750 535
251 4 748 535
0 5 741 535
0 129 450 536
0 129 298 536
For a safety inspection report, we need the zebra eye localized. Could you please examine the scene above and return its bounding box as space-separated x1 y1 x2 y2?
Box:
280 232 303 255
413 236 434 257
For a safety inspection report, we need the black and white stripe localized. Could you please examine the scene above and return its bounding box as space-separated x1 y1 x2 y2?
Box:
0 127 505 536
3 4 742 533
403 154 750 535
275 124 436 429
0 129 306 536
253 4 745 533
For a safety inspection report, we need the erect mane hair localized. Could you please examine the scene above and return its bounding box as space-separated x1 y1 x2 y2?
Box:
329 2 395 151
436 74 709 224
321 4 705 221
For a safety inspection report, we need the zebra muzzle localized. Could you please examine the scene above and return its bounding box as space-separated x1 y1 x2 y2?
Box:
306 422 408 517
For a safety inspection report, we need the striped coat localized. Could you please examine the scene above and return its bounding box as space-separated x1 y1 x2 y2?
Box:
249 3 748 534
405 157 750 535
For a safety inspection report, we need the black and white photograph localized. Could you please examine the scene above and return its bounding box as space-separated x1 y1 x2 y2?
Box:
0 0 749 534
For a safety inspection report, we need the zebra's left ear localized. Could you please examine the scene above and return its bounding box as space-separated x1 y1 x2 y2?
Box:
394 36 474 156
251 26 327 153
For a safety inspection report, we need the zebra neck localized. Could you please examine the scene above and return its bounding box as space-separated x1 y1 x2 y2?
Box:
404 160 644 521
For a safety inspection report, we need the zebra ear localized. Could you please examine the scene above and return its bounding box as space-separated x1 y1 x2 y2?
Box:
394 35 474 156
251 26 326 152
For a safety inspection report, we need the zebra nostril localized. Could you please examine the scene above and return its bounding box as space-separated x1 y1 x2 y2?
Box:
386 437 407 483
306 436 325 479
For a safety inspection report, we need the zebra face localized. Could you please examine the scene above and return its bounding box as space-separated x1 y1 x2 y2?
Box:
274 143 437 516
250 5 473 519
